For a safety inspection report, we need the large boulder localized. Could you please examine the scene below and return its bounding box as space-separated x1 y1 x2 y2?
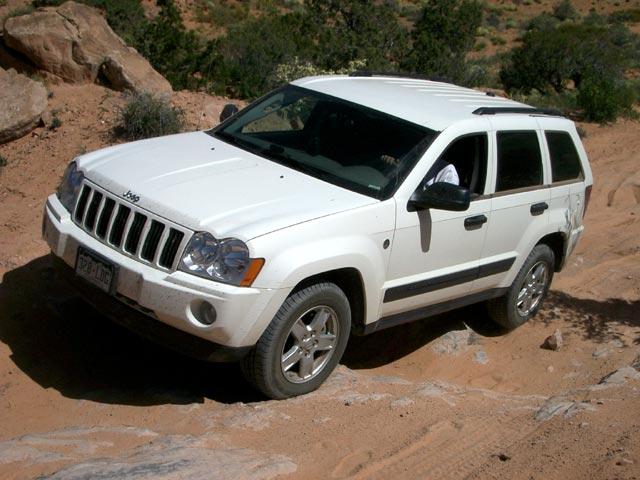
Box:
3 1 172 97
0 67 48 144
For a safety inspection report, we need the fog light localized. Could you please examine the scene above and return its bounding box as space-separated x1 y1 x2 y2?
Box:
199 301 217 326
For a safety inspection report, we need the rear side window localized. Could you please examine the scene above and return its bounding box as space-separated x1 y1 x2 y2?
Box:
545 131 583 182
496 131 543 192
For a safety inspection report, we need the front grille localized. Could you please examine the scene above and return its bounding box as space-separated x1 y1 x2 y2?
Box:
72 182 191 271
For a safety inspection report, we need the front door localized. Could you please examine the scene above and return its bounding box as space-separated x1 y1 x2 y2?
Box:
381 132 491 319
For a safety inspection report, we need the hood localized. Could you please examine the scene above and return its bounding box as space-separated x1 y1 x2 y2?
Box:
77 132 377 240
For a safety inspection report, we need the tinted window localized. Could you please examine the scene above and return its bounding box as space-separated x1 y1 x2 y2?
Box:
546 131 583 182
496 131 543 192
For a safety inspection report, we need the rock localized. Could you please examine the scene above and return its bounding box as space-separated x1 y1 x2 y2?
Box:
339 393 391 406
541 329 563 351
432 327 479 355
598 366 640 385
0 67 48 144
40 446 296 480
0 428 296 480
534 399 595 422
3 2 172 96
0 34 39 74
592 348 609 359
473 350 489 364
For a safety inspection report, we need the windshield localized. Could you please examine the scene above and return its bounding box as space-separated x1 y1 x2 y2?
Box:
210 85 437 200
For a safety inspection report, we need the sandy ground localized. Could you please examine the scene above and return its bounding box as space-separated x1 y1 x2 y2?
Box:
0 78 639 479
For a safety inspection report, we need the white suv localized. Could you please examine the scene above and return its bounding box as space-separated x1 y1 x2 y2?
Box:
43 73 593 399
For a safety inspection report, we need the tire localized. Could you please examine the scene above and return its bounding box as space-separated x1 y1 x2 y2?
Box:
487 244 555 330
241 282 351 399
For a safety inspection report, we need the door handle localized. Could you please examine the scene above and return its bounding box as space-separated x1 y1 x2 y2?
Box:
464 214 487 230
530 202 549 215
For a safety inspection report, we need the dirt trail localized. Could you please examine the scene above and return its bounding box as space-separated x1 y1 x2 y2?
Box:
0 84 638 479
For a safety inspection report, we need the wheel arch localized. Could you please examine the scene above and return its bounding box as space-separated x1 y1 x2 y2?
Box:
537 232 566 272
292 268 367 336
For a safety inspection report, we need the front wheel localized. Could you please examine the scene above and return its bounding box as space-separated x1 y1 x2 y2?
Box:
487 244 555 330
241 282 351 399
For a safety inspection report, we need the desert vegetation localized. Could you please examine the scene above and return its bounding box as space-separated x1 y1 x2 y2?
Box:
114 92 185 140
25 0 640 122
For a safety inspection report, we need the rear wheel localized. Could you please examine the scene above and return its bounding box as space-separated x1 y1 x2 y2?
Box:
241 282 351 399
488 244 555 330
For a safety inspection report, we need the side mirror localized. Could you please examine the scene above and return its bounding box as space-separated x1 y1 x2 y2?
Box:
220 103 239 122
409 182 471 212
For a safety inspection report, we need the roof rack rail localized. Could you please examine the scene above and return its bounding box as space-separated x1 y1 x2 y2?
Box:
349 71 451 83
473 106 562 116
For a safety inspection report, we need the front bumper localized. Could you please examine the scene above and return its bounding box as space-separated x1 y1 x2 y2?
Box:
42 194 290 354
50 255 251 362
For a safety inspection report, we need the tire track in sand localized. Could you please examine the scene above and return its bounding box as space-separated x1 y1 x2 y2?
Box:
332 412 535 479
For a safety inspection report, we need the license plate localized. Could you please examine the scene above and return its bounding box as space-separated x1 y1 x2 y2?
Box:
75 247 117 294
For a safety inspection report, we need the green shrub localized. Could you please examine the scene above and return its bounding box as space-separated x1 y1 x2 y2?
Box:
505 19 518 29
474 39 488 51
524 13 560 31
501 23 635 94
402 0 483 84
0 156 7 168
515 89 578 116
115 93 184 140
211 11 315 98
306 0 407 72
461 61 489 87
500 17 639 121
552 0 579 21
576 75 635 122
135 0 207 91
467 55 503 88
193 0 249 27
609 9 640 23
49 116 62 130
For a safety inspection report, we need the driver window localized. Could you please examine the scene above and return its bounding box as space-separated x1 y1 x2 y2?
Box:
425 134 487 195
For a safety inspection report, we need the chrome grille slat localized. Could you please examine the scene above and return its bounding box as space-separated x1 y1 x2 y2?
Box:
72 182 192 272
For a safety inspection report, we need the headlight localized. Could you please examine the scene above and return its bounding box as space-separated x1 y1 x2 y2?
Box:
179 232 264 287
57 161 84 213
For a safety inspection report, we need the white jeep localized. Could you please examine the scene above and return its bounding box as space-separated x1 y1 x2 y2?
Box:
43 73 593 399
